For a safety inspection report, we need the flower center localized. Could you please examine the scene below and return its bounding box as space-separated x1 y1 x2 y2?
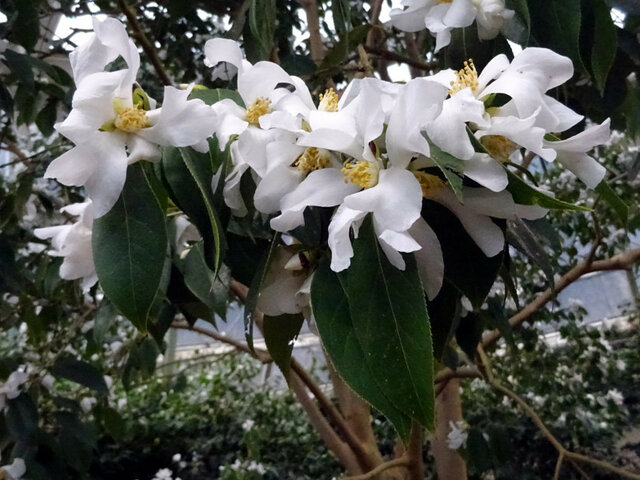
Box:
294 147 331 174
449 59 478 96
413 171 446 199
318 88 339 112
114 106 150 133
341 160 380 189
246 97 273 126
481 135 517 162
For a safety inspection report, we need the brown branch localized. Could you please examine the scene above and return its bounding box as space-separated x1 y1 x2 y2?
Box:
477 346 640 480
345 457 411 480
1 139 30 167
403 32 423 79
406 421 425 480
297 0 326 63
117 0 172 86
553 452 565 480
363 45 437 72
482 247 640 350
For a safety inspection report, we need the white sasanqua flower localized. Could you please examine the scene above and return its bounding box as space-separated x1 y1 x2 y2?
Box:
388 0 513 52
204 38 312 216
0 370 28 412
446 420 468 450
34 201 97 292
46 17 217 217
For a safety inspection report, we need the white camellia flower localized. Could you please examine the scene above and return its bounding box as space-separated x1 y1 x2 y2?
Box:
34 201 97 292
446 420 468 450
388 0 513 52
45 17 218 217
0 370 28 412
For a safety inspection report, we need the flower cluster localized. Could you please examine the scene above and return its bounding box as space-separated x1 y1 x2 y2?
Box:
38 17 610 316
207 40 610 308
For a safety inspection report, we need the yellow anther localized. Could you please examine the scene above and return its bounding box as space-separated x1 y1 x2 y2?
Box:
435 0 453 3
481 135 517 163
341 160 380 189
413 171 446 199
246 97 273 126
318 88 339 112
114 106 150 133
449 59 479 96
294 147 331 174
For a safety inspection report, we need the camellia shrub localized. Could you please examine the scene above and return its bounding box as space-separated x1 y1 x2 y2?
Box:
1 0 639 478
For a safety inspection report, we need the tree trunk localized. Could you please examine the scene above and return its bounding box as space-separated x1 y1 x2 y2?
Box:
431 379 468 480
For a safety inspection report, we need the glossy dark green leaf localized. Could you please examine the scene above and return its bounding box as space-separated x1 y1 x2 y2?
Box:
529 0 585 72
426 139 464 201
93 163 169 332
182 241 218 309
3 50 35 90
591 0 618 93
93 300 117 345
344 217 435 430
178 147 227 274
506 217 555 289
507 171 591 211
98 406 126 440
188 88 244 107
595 180 628 225
331 0 351 35
56 411 96 473
422 200 504 309
427 280 461 361
10 0 40 51
35 100 57 137
52 356 108 393
6 394 39 441
455 312 485 359
311 262 413 440
263 313 304 380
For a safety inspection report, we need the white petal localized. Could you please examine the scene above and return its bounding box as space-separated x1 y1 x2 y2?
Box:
238 61 296 105
556 152 606 189
126 135 161 164
328 205 367 272
463 153 508 191
271 169 359 232
254 165 304 214
344 168 422 232
204 38 246 73
84 135 129 218
548 118 611 153
257 247 307 316
409 218 444 300
211 99 248 147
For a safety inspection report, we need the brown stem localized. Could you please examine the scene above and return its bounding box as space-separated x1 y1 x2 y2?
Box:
403 33 423 78
406 421 425 480
431 379 467 480
1 139 30 167
482 248 640 349
117 0 172 86
363 45 437 72
297 0 326 63
346 457 411 480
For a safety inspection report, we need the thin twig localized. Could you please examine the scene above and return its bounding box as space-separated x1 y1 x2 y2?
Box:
117 0 172 86
553 452 565 480
477 346 640 480
345 457 411 480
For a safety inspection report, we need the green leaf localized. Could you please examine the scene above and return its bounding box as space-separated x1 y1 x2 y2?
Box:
52 356 108 393
591 0 618 93
35 100 58 137
455 312 485 358
311 262 413 440
248 0 276 58
507 171 591 211
6 394 39 441
56 411 96 473
93 163 169 332
98 406 126 440
331 0 351 35
3 50 34 90
188 88 244 107
320 24 371 69
10 0 40 52
422 200 504 309
595 180 628 226
344 217 435 430
175 147 226 274
529 0 585 72
504 0 530 45
263 313 304 380
182 241 218 309
0 82 14 116
506 218 555 289
427 281 461 361
426 139 464 201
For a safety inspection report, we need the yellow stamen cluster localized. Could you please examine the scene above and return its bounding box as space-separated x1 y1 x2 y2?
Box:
114 106 151 133
318 88 339 112
413 171 446 199
246 97 273 126
481 135 517 163
341 160 379 189
294 147 332 174
449 59 478 96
